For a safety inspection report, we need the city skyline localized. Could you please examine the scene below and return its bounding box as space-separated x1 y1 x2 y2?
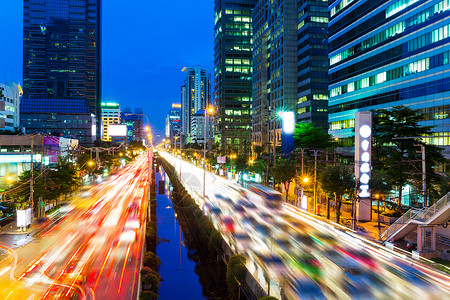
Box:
0 1 214 141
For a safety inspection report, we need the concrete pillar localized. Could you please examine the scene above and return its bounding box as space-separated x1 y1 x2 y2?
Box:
417 226 423 252
431 226 437 251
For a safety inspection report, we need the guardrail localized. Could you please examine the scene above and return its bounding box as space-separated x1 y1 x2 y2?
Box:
423 192 450 222
381 191 450 241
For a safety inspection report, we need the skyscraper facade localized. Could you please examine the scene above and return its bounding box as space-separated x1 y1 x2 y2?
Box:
252 0 329 152
0 82 22 132
22 0 101 144
101 102 120 142
328 0 450 155
214 0 256 155
180 66 211 145
165 103 181 144
121 108 144 143
252 0 298 151
296 0 329 129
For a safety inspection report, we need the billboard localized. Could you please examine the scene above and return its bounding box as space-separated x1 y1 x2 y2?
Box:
355 111 372 221
109 124 127 137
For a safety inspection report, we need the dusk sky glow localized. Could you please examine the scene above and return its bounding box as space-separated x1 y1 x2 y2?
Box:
0 1 214 141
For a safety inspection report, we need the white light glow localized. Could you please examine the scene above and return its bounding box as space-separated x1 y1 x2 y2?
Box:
361 152 370 162
109 124 127 137
281 111 295 134
361 140 370 151
359 125 372 138
360 173 370 184
360 163 370 173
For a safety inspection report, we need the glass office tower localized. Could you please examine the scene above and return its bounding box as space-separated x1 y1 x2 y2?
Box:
328 0 450 156
214 0 257 155
22 0 101 144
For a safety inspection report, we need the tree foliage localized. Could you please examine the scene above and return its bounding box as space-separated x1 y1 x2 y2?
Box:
318 165 354 223
226 255 246 300
271 158 297 201
372 106 446 205
294 122 336 149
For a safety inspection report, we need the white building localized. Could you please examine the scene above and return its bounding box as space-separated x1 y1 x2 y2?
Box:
191 109 214 147
101 102 121 141
0 82 22 132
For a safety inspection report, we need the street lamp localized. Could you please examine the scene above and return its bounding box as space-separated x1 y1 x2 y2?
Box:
299 176 309 209
203 106 214 199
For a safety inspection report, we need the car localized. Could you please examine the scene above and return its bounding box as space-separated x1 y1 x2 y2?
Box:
283 253 322 280
406 241 417 251
282 276 326 300
220 216 235 233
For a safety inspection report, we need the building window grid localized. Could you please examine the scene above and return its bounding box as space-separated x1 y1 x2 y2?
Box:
330 0 450 66
330 50 450 97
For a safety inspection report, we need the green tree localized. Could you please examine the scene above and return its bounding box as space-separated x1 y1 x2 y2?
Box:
294 122 336 149
372 106 446 205
369 170 393 199
253 145 264 157
271 158 296 201
143 251 161 271
226 255 246 300
319 165 354 223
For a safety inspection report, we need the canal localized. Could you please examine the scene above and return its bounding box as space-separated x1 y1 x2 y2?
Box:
155 167 228 299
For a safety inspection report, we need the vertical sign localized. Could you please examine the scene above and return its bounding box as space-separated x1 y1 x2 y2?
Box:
355 111 372 221
281 111 295 155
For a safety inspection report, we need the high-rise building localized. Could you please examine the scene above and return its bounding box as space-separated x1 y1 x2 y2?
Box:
252 0 329 152
101 102 121 142
214 0 256 155
165 103 181 146
0 82 22 132
121 108 144 143
328 0 450 156
296 0 329 129
252 0 298 151
181 66 211 145
22 0 101 144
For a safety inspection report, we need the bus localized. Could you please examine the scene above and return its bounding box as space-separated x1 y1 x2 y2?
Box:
248 184 282 209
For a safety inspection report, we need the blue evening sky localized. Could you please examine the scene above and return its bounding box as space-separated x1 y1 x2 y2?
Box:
0 1 214 142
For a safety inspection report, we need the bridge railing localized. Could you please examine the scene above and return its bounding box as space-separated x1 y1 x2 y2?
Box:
423 192 450 222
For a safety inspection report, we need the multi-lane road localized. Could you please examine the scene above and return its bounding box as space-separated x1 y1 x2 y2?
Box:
161 151 450 300
0 153 151 300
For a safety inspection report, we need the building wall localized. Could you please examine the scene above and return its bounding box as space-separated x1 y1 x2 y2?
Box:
296 0 329 129
0 82 21 131
101 102 121 142
181 66 211 144
121 108 144 143
214 0 256 155
328 0 450 156
22 0 101 142
252 0 298 151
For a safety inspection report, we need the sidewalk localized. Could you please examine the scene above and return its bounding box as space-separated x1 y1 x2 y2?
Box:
0 217 42 235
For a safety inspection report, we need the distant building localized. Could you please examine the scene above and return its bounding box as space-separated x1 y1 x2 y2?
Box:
121 108 144 143
191 109 214 147
252 0 298 152
0 82 22 132
21 98 96 145
101 102 121 142
328 0 450 157
214 0 256 155
0 134 78 189
165 103 181 146
22 0 101 144
181 66 211 145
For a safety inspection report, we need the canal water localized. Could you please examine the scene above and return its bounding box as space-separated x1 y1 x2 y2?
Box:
155 168 228 300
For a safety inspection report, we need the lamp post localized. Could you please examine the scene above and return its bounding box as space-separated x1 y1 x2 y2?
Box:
300 177 309 209
203 107 214 199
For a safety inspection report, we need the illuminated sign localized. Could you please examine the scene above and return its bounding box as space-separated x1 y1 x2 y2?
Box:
109 124 127 137
355 111 372 221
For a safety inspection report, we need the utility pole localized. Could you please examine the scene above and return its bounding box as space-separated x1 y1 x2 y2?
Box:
30 136 34 217
310 150 320 215
419 144 426 208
